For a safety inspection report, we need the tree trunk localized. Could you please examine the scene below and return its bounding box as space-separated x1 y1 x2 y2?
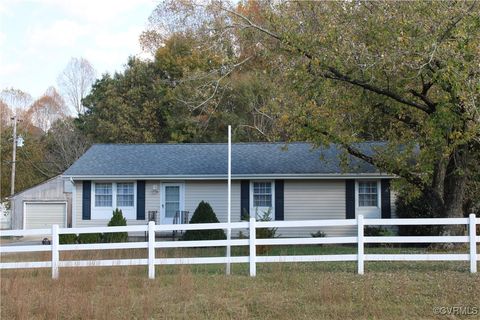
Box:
440 145 469 237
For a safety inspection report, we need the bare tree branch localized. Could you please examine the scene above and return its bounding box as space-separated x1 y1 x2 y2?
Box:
57 57 96 115
222 6 434 114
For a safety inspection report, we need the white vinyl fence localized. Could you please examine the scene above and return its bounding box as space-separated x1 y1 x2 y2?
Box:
1 215 478 279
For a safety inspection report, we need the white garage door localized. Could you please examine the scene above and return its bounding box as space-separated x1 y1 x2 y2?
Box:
25 203 66 229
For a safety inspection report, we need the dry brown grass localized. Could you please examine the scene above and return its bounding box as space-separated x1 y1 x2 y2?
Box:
1 246 480 319
1 250 479 320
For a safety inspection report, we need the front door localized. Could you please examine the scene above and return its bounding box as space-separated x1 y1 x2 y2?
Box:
161 183 184 224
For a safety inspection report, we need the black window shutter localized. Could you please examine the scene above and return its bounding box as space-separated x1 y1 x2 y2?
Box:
345 180 355 219
82 181 91 220
137 180 146 220
240 180 250 220
381 179 392 219
275 180 284 220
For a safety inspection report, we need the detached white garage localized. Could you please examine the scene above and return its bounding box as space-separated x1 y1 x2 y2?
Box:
24 202 66 229
10 175 72 230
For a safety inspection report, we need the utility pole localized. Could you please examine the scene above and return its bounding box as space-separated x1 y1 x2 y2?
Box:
10 115 17 196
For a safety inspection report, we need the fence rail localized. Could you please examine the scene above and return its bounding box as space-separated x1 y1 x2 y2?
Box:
1 215 478 279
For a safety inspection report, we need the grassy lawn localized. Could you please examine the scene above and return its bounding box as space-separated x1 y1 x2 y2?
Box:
0 245 480 319
1 246 479 319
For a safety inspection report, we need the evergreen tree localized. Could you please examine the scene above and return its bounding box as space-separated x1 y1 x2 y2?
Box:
183 201 226 241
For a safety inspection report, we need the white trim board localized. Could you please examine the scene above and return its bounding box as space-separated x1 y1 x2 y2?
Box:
64 173 395 181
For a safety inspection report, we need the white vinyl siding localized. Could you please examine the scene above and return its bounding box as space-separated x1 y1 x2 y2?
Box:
145 182 161 221
185 181 241 224
24 203 66 229
73 179 396 237
283 180 353 237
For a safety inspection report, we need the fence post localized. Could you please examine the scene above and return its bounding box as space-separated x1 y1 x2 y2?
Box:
357 215 364 275
469 214 477 273
51 224 59 279
249 217 256 277
148 221 155 279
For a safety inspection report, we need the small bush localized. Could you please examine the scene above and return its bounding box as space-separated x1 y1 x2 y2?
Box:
311 231 326 238
77 233 102 244
310 230 326 247
364 226 395 248
59 234 77 244
396 194 441 237
183 201 226 241
103 209 128 243
364 226 395 237
252 209 278 254
255 209 278 239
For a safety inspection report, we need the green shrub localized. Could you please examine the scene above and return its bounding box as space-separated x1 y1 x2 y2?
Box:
396 194 441 237
77 233 102 243
103 208 128 243
59 234 77 244
364 226 391 237
364 226 396 248
255 209 278 239
311 231 326 238
183 201 226 241
244 209 278 254
310 230 326 247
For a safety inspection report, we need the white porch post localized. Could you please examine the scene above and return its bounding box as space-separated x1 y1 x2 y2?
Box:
226 125 232 275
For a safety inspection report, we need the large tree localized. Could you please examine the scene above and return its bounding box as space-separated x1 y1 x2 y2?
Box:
0 111 49 200
42 117 91 175
80 34 281 142
146 1 480 233
25 87 69 132
1 89 85 200
57 57 96 115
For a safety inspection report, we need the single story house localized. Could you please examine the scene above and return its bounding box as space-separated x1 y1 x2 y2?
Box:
10 175 73 230
61 142 396 237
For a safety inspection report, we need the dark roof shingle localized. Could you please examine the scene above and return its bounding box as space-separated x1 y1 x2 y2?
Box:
63 142 387 177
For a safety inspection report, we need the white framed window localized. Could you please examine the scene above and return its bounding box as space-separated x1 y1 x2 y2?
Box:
117 183 134 207
250 181 275 219
95 183 112 207
357 181 379 207
253 182 272 207
91 181 136 219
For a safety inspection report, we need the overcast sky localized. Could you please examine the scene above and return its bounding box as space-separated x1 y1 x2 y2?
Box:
0 0 157 99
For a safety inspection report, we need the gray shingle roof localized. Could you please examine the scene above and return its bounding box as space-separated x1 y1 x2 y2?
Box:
63 142 388 177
